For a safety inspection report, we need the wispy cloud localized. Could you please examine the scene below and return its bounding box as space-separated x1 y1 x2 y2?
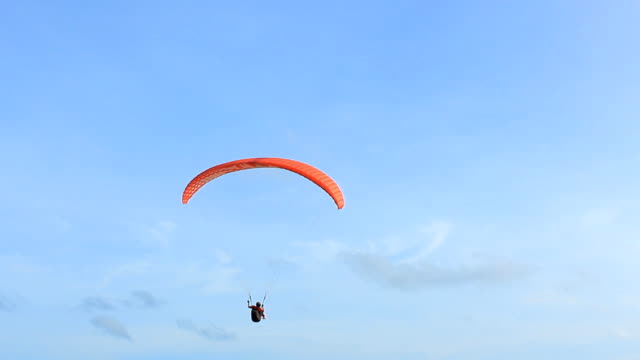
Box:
126 290 163 309
212 249 232 265
176 318 236 342
266 256 298 274
146 221 177 247
0 253 47 275
341 250 527 290
91 316 132 341
127 220 177 249
201 266 242 294
82 296 116 312
285 220 529 290
614 328 634 339
81 290 162 312
0 294 17 312
98 256 241 294
99 259 153 289
399 221 453 264
289 239 349 265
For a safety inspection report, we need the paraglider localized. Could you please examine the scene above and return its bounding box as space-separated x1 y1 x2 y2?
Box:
249 302 265 322
182 158 344 324
247 292 267 323
182 157 344 209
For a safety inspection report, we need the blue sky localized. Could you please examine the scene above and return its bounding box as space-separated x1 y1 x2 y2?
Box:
1 0 640 359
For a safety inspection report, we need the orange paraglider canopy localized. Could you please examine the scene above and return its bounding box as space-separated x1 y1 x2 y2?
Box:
182 157 344 209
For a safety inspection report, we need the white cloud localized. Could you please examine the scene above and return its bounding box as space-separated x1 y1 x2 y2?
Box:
399 220 453 264
280 220 528 290
287 221 452 268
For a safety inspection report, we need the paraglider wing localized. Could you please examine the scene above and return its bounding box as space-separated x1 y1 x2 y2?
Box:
182 158 344 209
